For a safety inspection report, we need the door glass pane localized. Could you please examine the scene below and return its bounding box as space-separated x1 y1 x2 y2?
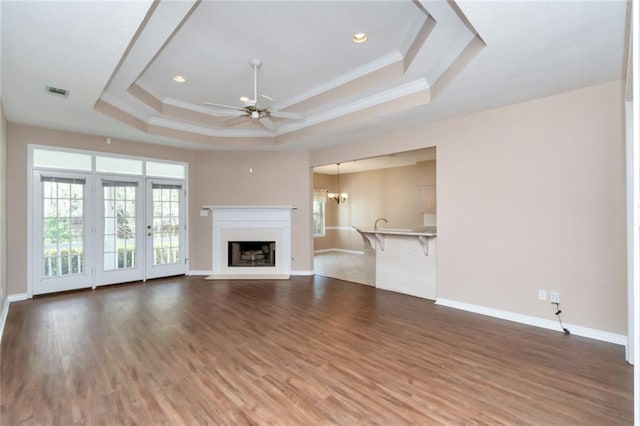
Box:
42 179 85 278
152 184 181 265
103 181 137 271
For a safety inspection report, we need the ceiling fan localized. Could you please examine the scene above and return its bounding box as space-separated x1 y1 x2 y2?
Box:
204 59 304 131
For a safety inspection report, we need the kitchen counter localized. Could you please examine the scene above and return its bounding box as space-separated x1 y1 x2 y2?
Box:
353 226 436 255
353 225 437 300
352 226 437 237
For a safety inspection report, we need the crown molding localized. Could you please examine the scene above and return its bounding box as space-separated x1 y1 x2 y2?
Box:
276 78 430 135
274 51 404 111
148 116 272 138
100 92 150 122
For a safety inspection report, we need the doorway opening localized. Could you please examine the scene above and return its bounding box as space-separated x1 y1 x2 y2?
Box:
311 147 436 286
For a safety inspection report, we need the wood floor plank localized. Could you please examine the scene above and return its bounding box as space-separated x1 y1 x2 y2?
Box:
1 276 633 424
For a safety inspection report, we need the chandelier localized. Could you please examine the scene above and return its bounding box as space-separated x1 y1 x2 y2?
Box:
327 163 349 203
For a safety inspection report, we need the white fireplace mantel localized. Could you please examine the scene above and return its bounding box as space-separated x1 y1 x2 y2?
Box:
204 206 296 280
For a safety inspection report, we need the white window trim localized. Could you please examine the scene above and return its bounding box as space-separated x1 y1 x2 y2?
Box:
313 189 327 238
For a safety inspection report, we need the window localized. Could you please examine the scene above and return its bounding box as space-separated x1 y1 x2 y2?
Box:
33 149 92 171
313 189 327 237
146 161 186 179
32 147 187 179
96 156 143 175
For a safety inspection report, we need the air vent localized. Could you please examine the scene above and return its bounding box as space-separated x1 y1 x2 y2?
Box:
45 86 69 97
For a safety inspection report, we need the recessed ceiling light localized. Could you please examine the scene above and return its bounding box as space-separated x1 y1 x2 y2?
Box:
172 75 186 83
352 33 368 43
240 96 250 102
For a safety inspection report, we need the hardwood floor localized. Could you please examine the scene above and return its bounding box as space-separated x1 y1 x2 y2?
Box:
1 276 633 425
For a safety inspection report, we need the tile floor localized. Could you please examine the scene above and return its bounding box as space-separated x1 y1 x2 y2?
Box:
313 250 374 286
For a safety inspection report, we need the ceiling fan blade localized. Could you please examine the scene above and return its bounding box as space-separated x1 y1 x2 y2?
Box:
203 102 246 112
261 94 274 102
269 110 305 120
204 109 247 117
259 117 277 131
220 115 250 127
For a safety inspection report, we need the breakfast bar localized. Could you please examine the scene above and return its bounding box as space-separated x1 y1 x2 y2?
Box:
353 226 437 300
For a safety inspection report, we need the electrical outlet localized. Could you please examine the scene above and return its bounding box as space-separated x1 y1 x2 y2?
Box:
550 292 560 304
538 290 547 301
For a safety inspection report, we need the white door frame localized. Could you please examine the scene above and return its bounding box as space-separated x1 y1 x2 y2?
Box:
95 175 145 287
32 170 94 295
145 178 187 280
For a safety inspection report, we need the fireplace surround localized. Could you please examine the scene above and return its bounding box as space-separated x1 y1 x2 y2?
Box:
204 206 295 279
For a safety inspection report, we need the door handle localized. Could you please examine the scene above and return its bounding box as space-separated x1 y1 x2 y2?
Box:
147 232 152 237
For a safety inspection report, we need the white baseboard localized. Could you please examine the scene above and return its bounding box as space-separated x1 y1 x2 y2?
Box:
0 297 9 346
291 270 315 276
188 270 214 276
436 298 628 347
0 293 31 346
314 248 364 255
7 293 29 302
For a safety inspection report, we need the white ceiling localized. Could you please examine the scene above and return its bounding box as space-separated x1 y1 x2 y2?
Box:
141 1 425 106
0 1 629 152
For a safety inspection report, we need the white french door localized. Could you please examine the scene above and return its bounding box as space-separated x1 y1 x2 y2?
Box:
32 172 186 295
145 179 186 279
33 170 94 295
96 176 144 286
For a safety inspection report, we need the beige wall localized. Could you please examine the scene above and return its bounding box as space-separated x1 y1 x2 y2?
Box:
340 165 422 230
310 80 627 334
189 150 313 272
416 160 436 187
0 100 7 309
6 124 315 294
341 166 423 251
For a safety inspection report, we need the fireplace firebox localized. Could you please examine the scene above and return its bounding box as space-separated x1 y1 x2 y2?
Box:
228 241 276 267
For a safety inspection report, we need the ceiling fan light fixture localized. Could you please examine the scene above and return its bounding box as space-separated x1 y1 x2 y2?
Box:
172 75 186 83
203 58 304 131
352 33 368 43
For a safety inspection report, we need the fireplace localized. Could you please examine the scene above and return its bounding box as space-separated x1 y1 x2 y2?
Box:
204 206 295 279
228 241 276 267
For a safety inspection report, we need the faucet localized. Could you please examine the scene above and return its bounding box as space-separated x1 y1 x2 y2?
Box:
374 217 388 230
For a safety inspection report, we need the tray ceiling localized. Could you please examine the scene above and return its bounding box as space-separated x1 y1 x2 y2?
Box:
1 1 628 151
